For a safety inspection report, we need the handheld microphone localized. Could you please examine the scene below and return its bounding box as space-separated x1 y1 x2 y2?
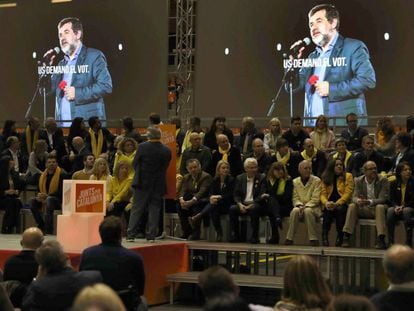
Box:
41 47 61 64
290 37 311 57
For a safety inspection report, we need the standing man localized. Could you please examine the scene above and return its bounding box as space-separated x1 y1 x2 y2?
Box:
46 17 112 123
290 4 375 126
127 127 171 241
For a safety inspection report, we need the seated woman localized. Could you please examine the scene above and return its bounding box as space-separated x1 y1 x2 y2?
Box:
274 255 332 311
320 158 354 246
263 117 283 155
189 160 235 242
112 137 137 177
26 139 48 185
90 157 111 186
265 161 293 244
0 156 24 233
309 115 336 152
387 161 414 247
106 160 133 220
328 138 354 171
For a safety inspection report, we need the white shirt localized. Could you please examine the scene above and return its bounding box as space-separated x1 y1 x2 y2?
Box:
365 178 376 201
244 176 254 204
9 148 19 172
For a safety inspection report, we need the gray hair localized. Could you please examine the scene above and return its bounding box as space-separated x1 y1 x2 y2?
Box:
243 157 258 168
146 126 161 140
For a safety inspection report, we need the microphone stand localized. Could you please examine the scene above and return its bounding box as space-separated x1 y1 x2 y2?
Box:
266 63 296 118
25 67 49 122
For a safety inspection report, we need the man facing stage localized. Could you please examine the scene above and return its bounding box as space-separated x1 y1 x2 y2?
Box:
47 17 112 123
290 4 376 125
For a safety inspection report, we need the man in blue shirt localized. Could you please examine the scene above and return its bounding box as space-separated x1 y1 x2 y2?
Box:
290 4 376 126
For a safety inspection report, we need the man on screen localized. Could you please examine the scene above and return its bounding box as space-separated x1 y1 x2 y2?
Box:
47 17 112 124
290 4 376 126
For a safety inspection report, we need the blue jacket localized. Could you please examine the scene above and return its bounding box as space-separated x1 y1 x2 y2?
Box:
292 34 376 125
51 45 112 121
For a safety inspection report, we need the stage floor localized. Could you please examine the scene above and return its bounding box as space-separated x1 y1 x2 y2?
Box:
0 234 189 306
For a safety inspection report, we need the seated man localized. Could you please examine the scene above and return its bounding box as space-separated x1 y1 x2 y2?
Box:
348 135 385 177
299 138 327 178
3 227 44 285
342 161 389 249
275 138 300 179
371 245 414 311
22 240 102 311
228 158 267 244
281 116 309 152
79 216 146 311
209 134 243 177
388 132 414 176
177 158 212 240
285 160 322 246
72 153 95 180
340 112 368 152
246 138 274 174
30 154 66 234
180 132 212 176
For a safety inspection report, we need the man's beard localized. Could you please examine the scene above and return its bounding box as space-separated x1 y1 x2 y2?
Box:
312 33 330 47
61 42 76 55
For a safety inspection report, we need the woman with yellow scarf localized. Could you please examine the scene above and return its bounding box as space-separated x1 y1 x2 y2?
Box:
113 137 137 178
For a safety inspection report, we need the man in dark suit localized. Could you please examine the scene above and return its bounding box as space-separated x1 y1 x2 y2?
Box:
298 138 327 178
388 132 414 175
342 161 389 249
209 134 243 177
371 245 414 311
229 158 267 244
127 127 171 241
80 216 146 311
348 135 385 177
3 227 44 285
340 113 369 151
1 136 25 175
46 17 112 123
22 240 101 311
39 118 67 163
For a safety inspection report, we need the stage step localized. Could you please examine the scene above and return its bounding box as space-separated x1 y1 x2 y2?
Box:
166 271 283 304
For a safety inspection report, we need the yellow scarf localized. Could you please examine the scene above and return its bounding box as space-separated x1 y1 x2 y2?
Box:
26 126 38 154
333 150 352 167
89 128 104 158
270 178 286 196
276 151 290 166
301 148 317 160
39 167 61 195
218 145 230 162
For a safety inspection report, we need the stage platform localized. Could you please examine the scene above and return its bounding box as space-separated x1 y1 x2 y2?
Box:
0 234 189 306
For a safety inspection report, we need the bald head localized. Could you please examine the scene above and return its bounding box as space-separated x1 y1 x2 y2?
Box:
383 244 414 284
72 136 84 151
190 132 202 149
21 227 44 250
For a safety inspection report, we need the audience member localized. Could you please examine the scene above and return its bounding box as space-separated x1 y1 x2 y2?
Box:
274 255 332 311
285 160 321 246
26 139 48 186
229 158 267 244
106 161 132 219
148 112 162 126
0 156 24 233
127 127 171 241
72 153 95 180
1 136 24 174
67 117 88 153
340 112 368 152
113 137 137 178
310 115 335 152
177 159 212 240
282 116 310 152
320 159 354 246
30 154 65 234
209 134 243 177
388 132 414 176
348 135 385 177
80 217 146 311
122 116 143 144
170 116 185 150
371 245 414 311
265 162 294 244
40 117 67 162
3 227 43 285
0 284 14 311
90 157 111 186
275 138 300 179
328 294 376 311
342 161 389 249
63 136 90 175
72 283 127 311
387 161 414 247
375 116 397 158
0 120 19 153
237 116 264 159
20 117 44 172
22 240 102 311
247 138 275 174
203 116 234 151
299 138 327 178
328 138 354 171
263 117 283 155
86 116 113 158
181 116 204 152
180 132 212 175
189 161 235 242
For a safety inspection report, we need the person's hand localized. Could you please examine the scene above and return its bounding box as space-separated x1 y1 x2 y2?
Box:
179 198 187 209
42 49 56 65
5 189 16 195
69 150 75 161
357 198 369 206
64 86 76 101
36 193 47 202
395 206 403 214
239 203 247 214
315 81 329 97
289 40 306 59
261 193 270 200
